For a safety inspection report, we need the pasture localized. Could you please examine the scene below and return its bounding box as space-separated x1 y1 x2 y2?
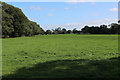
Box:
2 34 119 79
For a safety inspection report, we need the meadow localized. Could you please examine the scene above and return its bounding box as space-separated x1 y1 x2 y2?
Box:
2 34 119 79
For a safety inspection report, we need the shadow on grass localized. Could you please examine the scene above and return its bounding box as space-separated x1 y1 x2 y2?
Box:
3 57 120 79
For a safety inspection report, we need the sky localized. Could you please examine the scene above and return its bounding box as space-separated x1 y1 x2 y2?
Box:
1 0 120 2
5 2 118 30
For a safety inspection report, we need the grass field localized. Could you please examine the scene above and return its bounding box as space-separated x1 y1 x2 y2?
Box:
2 34 119 79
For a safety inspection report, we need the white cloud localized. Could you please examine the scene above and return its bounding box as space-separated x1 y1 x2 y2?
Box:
64 7 70 10
66 0 96 4
104 18 117 22
50 8 56 11
110 8 118 12
91 2 95 5
29 6 43 10
80 0 88 2
48 14 54 16
30 18 38 21
41 18 117 30
66 0 79 4
84 18 117 26
66 0 96 5
1 0 119 2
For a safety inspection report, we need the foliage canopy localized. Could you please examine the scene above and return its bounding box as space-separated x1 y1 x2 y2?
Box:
1 2 44 38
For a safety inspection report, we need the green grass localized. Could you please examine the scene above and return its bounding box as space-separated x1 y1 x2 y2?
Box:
2 34 119 79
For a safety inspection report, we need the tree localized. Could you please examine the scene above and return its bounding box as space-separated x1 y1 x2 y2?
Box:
110 23 119 34
61 28 67 34
53 27 62 34
100 25 109 34
81 26 89 34
72 28 78 34
67 30 72 34
1 2 45 38
45 30 52 34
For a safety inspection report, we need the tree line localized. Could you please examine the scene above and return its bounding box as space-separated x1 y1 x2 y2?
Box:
1 1 120 38
45 23 120 34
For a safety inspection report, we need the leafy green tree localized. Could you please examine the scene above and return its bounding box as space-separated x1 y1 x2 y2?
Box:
61 28 67 34
110 23 119 34
100 25 109 34
1 1 44 38
53 27 62 34
72 28 78 34
67 30 72 34
45 30 52 34
81 26 89 34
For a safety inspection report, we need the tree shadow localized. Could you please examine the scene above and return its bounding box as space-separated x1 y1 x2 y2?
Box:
2 57 120 79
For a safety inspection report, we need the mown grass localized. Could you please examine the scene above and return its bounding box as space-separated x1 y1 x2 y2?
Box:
2 34 119 79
